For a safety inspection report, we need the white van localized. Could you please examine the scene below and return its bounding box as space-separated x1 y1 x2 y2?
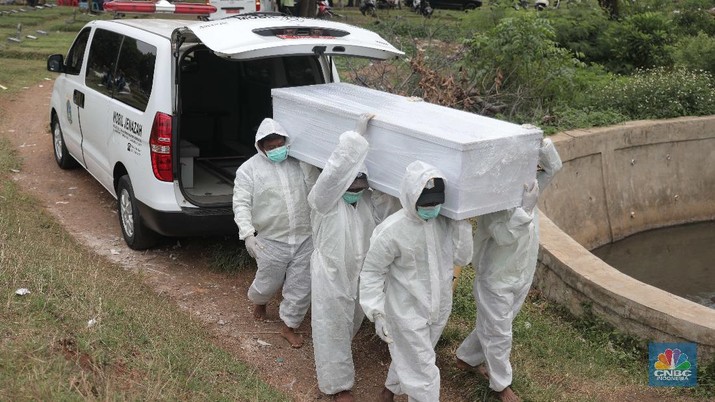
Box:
47 14 402 249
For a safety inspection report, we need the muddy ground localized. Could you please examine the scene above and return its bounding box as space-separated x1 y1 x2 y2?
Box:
1 83 471 401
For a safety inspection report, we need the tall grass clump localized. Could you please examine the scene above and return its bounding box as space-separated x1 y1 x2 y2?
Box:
207 238 255 273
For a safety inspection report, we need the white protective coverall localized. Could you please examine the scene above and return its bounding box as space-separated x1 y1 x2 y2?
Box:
232 118 318 329
310 130 397 395
455 138 562 392
360 161 473 402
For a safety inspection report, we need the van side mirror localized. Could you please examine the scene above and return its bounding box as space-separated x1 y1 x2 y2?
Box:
47 54 65 73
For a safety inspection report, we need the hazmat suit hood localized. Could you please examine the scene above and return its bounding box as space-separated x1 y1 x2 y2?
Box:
254 118 292 157
353 163 369 188
399 161 445 222
357 163 368 177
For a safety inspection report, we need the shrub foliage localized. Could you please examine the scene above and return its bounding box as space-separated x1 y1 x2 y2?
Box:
595 67 715 119
345 0 715 133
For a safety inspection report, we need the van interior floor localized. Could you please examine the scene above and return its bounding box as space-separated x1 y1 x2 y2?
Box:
183 157 241 203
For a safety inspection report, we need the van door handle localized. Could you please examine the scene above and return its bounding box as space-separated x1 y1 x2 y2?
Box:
73 89 85 108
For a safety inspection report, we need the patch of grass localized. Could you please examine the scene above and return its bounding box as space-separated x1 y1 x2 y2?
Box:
205 237 256 273
0 137 287 401
0 58 55 93
438 265 711 401
3 32 79 58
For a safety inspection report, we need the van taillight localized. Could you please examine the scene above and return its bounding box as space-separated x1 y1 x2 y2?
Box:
150 112 173 182
255 0 260 11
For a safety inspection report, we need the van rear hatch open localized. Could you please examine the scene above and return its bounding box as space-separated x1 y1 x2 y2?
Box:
173 15 404 60
172 15 403 211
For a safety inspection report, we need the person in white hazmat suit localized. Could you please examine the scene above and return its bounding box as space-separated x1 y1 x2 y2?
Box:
232 118 318 349
455 138 563 402
360 160 473 402
310 114 399 402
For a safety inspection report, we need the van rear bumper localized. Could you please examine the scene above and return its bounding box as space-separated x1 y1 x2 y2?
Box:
137 201 237 237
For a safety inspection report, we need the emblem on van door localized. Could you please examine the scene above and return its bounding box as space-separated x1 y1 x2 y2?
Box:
66 99 72 124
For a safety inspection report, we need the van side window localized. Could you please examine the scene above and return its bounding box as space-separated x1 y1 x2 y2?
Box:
114 37 157 112
85 29 123 97
65 28 91 75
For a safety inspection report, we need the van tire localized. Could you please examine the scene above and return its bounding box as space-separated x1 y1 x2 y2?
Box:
52 115 78 169
117 175 158 250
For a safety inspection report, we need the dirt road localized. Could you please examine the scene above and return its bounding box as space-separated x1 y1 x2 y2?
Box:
1 83 468 401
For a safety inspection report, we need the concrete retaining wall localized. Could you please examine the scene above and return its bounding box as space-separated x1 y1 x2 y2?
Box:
534 116 715 362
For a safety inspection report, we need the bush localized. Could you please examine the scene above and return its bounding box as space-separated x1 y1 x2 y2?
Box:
546 1 613 64
462 13 583 119
673 32 715 76
594 67 715 119
548 106 628 132
671 0 715 36
605 12 676 73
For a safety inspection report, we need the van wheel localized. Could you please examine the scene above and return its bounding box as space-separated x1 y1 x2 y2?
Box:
464 1 481 9
117 175 158 250
52 115 78 169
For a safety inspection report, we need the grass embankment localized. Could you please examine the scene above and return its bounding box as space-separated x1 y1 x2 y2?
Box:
0 5 286 400
443 267 715 401
0 137 288 400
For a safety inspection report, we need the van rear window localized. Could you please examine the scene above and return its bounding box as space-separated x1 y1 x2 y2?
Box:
85 28 157 112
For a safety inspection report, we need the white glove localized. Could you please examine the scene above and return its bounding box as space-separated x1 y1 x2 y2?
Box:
374 313 393 344
521 179 539 214
354 113 375 136
244 235 259 259
539 138 562 173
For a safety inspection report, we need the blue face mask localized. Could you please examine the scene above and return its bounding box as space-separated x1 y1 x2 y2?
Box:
342 190 364 204
417 204 441 220
266 145 288 163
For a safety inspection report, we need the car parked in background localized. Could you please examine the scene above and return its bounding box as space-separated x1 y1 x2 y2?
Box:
404 0 481 11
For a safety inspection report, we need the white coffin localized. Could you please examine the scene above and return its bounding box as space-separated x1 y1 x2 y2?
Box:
272 83 542 219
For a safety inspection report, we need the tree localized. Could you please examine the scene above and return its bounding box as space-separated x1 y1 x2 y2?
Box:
598 0 619 19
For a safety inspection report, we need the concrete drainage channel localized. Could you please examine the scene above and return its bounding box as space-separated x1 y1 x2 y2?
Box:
533 115 715 363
